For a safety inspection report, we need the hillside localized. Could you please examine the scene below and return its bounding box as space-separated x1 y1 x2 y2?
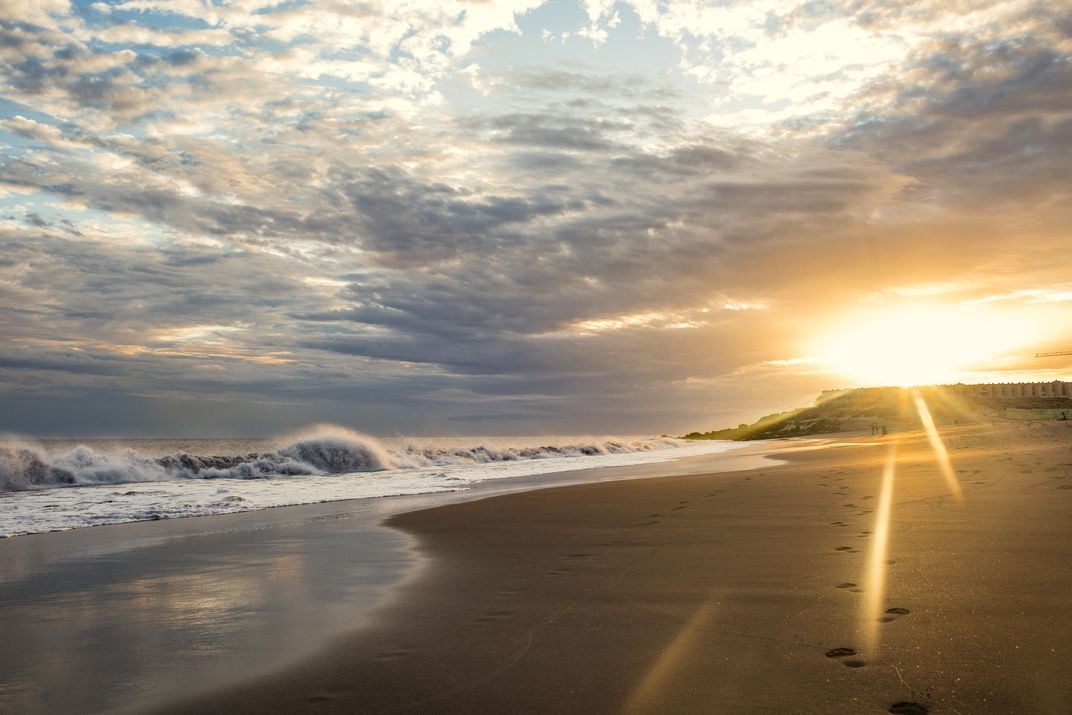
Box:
683 386 1072 441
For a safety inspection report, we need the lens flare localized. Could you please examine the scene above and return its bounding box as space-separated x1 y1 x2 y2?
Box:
861 440 898 658
911 389 963 500
622 595 719 713
811 304 1041 387
860 390 964 658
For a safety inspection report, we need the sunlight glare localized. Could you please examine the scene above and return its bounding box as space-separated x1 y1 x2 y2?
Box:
861 440 897 659
622 595 719 713
813 304 1037 386
912 390 963 500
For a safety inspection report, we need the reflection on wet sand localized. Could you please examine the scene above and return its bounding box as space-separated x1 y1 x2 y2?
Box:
860 389 965 660
0 510 414 714
623 593 720 713
861 440 898 659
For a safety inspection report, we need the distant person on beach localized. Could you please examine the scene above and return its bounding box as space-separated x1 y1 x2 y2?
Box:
881 425 888 436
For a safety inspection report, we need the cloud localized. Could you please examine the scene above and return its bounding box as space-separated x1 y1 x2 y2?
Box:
0 0 69 27
833 2 1072 208
0 0 1069 435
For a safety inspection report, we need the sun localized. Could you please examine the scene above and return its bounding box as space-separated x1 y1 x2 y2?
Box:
811 304 1036 387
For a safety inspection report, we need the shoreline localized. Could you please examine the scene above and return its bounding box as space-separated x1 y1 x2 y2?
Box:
0 437 757 537
0 437 799 714
155 420 1072 714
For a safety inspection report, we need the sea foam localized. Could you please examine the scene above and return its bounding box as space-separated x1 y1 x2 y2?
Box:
0 426 686 492
0 426 393 491
0 426 746 536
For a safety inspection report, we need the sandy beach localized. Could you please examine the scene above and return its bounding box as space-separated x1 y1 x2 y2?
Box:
153 420 1072 714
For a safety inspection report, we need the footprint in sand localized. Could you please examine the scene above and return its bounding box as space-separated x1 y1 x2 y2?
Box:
889 702 929 714
879 607 910 622
825 647 856 658
842 660 866 668
565 553 590 559
835 546 852 552
830 521 848 526
373 649 413 662
835 582 857 589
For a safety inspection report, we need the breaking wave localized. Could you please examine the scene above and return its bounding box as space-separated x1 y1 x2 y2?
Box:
0 427 392 492
0 425 685 492
391 437 682 468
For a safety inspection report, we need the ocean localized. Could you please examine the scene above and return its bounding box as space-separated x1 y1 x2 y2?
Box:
0 425 745 536
0 427 752 713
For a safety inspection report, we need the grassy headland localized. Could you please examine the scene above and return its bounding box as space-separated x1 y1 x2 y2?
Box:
684 385 1072 440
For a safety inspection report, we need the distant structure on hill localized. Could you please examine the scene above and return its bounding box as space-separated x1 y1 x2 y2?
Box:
819 380 1071 402
950 380 1071 399
687 381 1072 441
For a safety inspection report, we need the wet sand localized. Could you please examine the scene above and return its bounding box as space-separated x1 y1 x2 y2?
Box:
0 442 779 714
159 421 1072 714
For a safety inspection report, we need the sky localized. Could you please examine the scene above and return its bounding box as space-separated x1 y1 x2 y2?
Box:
0 0 1070 437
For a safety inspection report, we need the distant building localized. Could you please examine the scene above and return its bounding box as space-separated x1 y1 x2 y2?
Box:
951 381 1071 399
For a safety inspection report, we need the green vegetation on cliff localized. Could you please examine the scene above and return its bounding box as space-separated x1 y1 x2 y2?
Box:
683 385 1072 441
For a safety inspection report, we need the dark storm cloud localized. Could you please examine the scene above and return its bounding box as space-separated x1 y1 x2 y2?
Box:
506 151 586 172
0 354 122 376
0 78 914 437
2 0 1070 436
509 69 680 101
2 162 346 245
279 150 908 406
0 20 156 118
0 228 316 347
345 168 581 264
611 144 740 177
834 3 1072 206
486 112 629 151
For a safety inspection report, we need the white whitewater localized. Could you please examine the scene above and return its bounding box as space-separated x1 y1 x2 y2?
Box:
0 425 743 536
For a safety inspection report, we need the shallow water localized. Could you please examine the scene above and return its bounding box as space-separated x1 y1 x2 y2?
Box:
0 499 414 714
0 442 775 714
0 432 740 536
